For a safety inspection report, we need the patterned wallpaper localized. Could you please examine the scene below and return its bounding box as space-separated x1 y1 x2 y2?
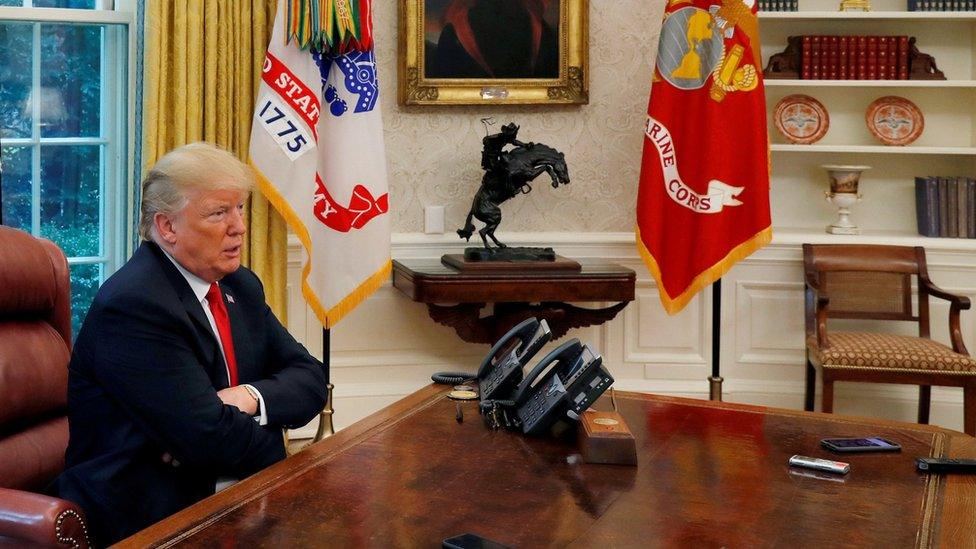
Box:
371 1 665 233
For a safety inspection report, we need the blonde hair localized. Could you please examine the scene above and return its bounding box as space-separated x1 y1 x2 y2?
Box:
139 142 254 241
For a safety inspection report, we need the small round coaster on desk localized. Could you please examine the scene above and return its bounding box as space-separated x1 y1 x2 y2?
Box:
773 94 829 144
447 390 478 401
865 95 924 146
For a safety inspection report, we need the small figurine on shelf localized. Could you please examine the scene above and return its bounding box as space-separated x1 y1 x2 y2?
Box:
763 36 802 79
456 119 570 261
839 0 871 11
908 37 946 80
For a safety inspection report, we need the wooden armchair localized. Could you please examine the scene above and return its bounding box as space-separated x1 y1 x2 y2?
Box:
804 244 976 436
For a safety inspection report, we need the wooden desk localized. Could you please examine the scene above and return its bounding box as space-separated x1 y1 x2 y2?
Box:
124 388 976 548
392 258 635 343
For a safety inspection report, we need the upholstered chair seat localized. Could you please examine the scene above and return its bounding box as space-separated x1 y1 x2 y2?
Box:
810 331 976 375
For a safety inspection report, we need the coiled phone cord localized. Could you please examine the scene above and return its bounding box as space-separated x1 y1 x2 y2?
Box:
431 372 476 385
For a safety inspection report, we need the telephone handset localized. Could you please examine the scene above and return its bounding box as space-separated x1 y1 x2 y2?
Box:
512 338 614 436
477 317 552 401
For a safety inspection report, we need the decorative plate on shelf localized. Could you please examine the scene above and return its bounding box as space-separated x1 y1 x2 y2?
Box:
865 96 924 146
773 94 829 145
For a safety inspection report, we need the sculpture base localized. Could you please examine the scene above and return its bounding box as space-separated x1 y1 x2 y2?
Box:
463 246 556 262
442 252 581 272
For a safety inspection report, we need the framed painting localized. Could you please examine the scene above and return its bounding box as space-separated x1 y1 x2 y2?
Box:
398 0 589 105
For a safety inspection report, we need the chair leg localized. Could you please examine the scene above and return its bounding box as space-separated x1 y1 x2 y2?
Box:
805 360 816 412
822 377 834 414
964 384 975 437
918 385 931 425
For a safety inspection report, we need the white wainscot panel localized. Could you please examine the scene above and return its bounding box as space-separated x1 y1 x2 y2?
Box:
624 278 708 382
734 281 806 369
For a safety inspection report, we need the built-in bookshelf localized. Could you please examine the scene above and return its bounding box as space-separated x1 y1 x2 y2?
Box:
760 1 976 248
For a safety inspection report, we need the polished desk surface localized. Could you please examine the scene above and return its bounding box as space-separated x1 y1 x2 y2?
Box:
392 258 635 303
122 387 976 548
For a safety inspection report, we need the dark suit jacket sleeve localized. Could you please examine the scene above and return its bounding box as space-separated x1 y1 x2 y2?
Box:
87 294 284 478
243 272 328 428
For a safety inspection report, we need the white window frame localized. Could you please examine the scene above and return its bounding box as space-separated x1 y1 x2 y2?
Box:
0 3 136 286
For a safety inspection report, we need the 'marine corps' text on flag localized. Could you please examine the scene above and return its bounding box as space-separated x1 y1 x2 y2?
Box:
636 0 771 315
250 0 390 328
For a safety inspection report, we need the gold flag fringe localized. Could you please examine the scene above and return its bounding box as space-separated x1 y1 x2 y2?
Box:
250 162 389 329
636 225 773 316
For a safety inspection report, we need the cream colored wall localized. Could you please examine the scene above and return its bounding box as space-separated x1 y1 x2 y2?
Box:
372 0 666 234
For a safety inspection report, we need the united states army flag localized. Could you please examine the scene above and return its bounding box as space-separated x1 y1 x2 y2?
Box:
636 0 771 315
249 0 390 328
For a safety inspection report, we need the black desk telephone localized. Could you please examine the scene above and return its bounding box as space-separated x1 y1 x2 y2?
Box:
431 317 614 436
430 317 550 398
477 317 552 401
511 338 613 435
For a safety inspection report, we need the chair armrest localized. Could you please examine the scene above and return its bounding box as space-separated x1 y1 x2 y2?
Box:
920 279 971 356
0 488 90 548
805 278 830 348
922 279 972 310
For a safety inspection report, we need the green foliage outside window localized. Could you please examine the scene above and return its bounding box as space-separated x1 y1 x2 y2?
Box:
1 12 123 337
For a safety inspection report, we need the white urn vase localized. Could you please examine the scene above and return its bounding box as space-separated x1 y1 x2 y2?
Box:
822 164 870 235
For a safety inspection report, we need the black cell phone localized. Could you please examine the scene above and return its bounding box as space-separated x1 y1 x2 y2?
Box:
820 437 902 453
442 533 512 549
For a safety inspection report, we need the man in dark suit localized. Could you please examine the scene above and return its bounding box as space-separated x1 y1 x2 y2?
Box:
54 142 328 545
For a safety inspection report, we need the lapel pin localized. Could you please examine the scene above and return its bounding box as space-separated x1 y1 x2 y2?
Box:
226 294 235 304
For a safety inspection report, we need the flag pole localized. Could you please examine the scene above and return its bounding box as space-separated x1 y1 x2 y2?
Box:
709 279 723 401
314 327 335 441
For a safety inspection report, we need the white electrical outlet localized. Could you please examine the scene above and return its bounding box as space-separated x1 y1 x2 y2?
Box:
424 205 445 234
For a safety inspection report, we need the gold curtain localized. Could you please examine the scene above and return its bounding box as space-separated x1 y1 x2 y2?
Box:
142 0 288 321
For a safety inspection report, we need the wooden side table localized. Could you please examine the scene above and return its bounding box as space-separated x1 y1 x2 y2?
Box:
392 258 636 344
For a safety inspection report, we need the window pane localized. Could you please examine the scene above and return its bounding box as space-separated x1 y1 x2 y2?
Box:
0 1 26 7
33 0 96 8
0 22 33 138
0 146 32 231
40 24 101 138
69 262 100 337
40 145 100 256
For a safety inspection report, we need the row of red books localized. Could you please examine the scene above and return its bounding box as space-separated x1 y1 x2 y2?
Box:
801 35 911 80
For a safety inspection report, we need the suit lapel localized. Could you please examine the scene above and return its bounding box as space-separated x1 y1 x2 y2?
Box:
144 242 223 385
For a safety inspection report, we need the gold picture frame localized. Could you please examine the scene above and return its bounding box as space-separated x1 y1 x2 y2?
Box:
398 0 589 106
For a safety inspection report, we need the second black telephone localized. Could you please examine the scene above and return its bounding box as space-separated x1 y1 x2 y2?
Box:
511 338 614 435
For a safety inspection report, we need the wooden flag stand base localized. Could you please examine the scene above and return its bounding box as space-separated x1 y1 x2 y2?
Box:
577 409 638 466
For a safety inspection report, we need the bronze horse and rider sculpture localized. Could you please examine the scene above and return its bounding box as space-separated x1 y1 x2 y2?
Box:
457 122 570 258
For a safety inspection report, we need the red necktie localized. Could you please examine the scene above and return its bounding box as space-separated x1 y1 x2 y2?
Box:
206 282 239 387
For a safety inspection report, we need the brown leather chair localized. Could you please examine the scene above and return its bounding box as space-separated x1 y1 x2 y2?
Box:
0 226 90 547
804 243 976 436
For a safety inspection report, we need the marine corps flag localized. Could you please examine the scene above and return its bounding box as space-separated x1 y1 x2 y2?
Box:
636 0 771 315
250 0 390 328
